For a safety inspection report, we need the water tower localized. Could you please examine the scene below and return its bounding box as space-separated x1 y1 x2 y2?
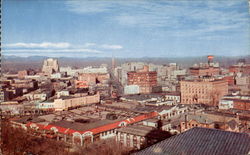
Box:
207 55 214 66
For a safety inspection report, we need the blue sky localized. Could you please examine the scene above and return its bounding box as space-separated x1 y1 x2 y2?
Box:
3 0 250 58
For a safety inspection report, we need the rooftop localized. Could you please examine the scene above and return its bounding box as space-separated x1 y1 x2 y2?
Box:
122 94 163 101
204 110 238 118
117 125 155 137
189 66 219 70
180 114 214 124
163 91 181 96
135 127 250 155
49 119 119 131
134 105 174 113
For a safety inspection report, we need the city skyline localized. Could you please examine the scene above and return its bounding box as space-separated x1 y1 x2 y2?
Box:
1 1 250 153
3 0 250 58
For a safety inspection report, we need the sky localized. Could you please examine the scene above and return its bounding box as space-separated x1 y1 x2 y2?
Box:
2 0 250 58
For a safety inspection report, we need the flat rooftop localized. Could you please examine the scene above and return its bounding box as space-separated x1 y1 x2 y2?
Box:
117 125 155 137
134 105 174 113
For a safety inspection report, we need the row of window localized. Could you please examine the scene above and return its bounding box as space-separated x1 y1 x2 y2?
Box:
101 129 116 136
183 89 209 94
182 96 211 99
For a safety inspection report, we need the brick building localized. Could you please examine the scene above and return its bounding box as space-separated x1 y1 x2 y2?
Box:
223 75 235 86
229 64 250 75
189 55 220 77
189 66 220 76
127 66 157 94
233 99 250 111
180 78 228 106
179 115 215 132
78 73 109 86
18 69 36 79
219 94 250 111
75 80 88 88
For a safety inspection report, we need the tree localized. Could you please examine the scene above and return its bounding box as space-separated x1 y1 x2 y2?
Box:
1 120 69 155
73 139 130 155
1 121 130 155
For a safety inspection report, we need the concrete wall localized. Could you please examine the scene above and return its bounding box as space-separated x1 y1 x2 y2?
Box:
219 100 234 109
124 85 140 95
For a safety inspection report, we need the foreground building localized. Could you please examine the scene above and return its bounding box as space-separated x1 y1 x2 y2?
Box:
180 77 228 106
179 114 239 133
12 111 159 147
116 124 171 150
135 127 250 155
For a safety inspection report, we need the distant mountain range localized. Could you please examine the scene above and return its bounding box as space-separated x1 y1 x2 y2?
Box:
2 55 250 73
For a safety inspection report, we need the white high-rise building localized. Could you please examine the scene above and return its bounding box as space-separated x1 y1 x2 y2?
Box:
42 58 59 75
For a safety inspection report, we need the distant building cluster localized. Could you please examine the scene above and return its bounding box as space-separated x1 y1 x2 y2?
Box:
115 62 186 94
1 56 250 153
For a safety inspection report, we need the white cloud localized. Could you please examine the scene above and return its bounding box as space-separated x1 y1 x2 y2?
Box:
83 42 96 47
5 42 71 48
65 0 249 38
101 44 123 50
65 1 114 14
65 0 142 14
4 41 123 54
4 48 102 53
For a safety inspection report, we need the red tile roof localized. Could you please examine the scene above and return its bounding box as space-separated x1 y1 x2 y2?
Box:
26 111 159 135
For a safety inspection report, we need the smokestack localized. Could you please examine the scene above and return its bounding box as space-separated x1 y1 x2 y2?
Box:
185 115 188 129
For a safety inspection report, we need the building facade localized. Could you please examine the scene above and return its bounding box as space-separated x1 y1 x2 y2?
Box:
164 92 181 104
233 99 250 111
127 66 157 94
218 99 234 110
54 93 100 111
78 73 109 86
180 78 228 106
189 66 220 76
